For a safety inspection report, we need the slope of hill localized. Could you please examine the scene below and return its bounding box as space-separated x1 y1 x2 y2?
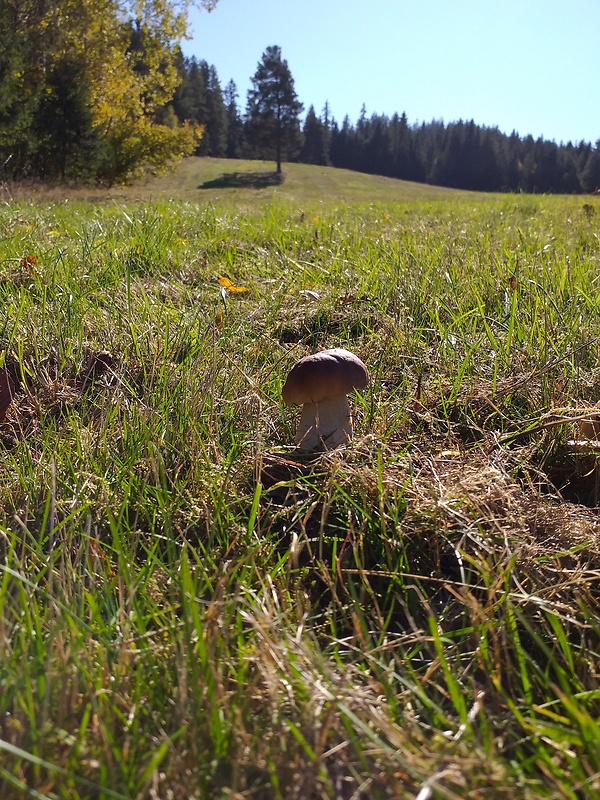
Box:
158 157 476 205
4 157 478 206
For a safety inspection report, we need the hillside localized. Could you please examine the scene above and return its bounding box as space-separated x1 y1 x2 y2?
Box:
3 157 478 206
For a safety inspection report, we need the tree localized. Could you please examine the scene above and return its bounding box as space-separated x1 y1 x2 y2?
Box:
0 0 59 175
93 5 201 182
245 45 303 173
388 113 410 179
197 63 227 156
363 114 390 176
33 54 99 180
581 142 600 193
299 105 329 165
172 54 208 126
329 115 353 169
224 80 244 158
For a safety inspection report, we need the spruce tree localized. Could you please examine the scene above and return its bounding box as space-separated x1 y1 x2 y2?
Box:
33 55 99 181
299 105 329 165
581 142 600 193
207 65 227 156
329 115 353 169
224 80 244 158
193 63 227 156
245 46 303 173
172 54 206 124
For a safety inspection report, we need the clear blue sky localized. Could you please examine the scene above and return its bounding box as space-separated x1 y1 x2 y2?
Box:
181 0 599 145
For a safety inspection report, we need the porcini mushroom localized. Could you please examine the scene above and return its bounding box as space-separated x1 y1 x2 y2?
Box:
282 348 368 450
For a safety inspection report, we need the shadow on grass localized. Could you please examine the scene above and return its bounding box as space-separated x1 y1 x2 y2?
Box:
198 170 284 190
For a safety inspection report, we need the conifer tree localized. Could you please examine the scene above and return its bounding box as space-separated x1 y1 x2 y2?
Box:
581 142 600 193
299 105 329 165
0 1 42 174
172 54 207 126
320 102 333 161
245 46 303 173
203 65 227 156
224 80 244 158
33 54 99 180
329 115 353 169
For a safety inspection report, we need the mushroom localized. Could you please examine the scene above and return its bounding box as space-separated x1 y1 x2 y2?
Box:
282 348 368 450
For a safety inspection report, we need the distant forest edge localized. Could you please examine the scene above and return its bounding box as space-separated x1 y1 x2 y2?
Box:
176 56 600 195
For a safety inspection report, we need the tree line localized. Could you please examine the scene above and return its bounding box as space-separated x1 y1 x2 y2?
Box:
171 48 600 194
326 113 600 194
1 11 599 193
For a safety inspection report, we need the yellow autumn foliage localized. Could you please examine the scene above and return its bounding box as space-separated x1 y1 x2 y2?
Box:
4 0 207 181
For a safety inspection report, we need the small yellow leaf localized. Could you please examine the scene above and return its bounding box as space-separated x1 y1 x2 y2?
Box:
218 276 248 293
215 309 224 331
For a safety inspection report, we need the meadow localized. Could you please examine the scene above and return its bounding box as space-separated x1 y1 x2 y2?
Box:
0 159 600 799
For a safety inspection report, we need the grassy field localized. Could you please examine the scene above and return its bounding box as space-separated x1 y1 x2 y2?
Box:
2 157 473 206
1 161 600 799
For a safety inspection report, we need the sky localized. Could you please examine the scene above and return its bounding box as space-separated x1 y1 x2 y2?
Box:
181 0 600 146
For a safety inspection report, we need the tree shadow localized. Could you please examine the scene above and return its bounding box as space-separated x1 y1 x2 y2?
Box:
198 170 284 190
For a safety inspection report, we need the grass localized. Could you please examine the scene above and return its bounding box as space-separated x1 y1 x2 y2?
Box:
1 156 474 206
0 163 600 798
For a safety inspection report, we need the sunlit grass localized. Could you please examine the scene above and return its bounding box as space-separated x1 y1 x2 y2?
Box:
2 156 475 206
0 189 599 798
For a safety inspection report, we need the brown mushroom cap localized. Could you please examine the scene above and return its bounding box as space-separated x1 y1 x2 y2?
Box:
282 348 368 406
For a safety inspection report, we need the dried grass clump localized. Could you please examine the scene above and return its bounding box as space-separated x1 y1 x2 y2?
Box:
401 448 600 602
259 432 600 609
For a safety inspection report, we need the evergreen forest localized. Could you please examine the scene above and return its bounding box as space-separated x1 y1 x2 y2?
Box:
172 54 600 194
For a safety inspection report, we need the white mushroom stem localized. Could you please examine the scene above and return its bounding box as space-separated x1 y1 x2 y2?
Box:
294 396 353 450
